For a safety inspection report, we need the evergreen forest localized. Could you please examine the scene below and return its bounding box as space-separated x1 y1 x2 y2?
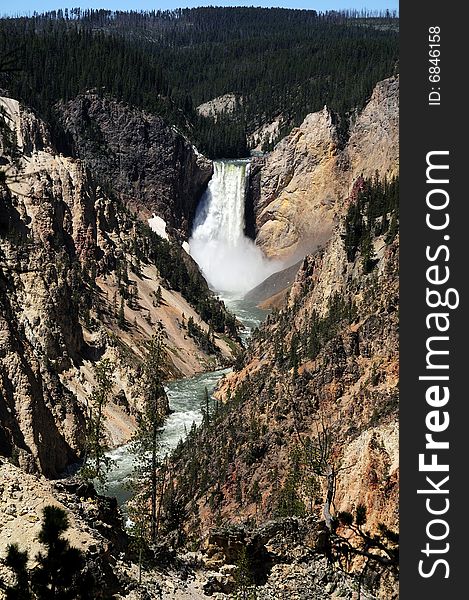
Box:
0 7 398 157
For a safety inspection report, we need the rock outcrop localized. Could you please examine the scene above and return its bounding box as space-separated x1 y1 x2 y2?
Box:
200 518 385 599
58 94 213 236
196 94 241 120
0 97 238 476
253 77 399 263
0 458 132 597
0 461 389 600
247 114 286 152
224 232 398 530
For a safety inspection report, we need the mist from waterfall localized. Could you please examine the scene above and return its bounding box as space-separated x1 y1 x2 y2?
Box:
189 160 280 295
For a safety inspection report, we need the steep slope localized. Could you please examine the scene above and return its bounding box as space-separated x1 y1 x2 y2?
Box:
58 94 212 236
162 176 399 598
244 260 302 307
253 76 399 263
0 459 128 596
196 94 241 120
0 97 238 477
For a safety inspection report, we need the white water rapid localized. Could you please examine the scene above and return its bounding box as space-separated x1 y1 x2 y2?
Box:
189 160 280 295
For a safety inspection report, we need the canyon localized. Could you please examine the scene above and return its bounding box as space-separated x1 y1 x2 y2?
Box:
250 76 399 265
0 96 238 479
1 46 399 600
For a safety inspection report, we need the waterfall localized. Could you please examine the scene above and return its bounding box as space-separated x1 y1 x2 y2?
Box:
189 160 279 295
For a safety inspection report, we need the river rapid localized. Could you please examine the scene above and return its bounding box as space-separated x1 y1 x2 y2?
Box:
102 297 266 507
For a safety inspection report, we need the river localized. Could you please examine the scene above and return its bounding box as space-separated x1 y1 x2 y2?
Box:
102 297 266 507
102 159 275 508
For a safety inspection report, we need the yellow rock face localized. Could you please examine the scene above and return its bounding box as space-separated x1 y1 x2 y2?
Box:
255 77 399 263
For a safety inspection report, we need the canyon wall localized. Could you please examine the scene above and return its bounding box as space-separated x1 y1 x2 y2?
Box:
253 77 399 263
58 94 213 236
0 97 237 477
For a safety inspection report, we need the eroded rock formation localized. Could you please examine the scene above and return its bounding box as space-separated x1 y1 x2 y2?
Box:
0 97 237 477
253 77 399 263
58 94 213 236
166 171 399 596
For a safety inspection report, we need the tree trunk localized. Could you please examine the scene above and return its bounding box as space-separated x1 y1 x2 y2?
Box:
151 422 157 542
323 467 335 530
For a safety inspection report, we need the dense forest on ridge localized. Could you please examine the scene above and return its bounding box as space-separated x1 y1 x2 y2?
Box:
0 7 398 157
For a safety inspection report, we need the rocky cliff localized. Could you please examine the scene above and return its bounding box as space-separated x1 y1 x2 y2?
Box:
253 76 399 263
1 456 379 600
58 94 213 236
163 175 399 598
0 97 238 477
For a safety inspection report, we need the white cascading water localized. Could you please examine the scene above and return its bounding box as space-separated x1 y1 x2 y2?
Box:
189 160 280 295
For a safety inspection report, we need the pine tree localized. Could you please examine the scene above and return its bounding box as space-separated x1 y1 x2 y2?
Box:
233 547 257 600
2 506 95 599
126 490 150 585
360 228 374 274
250 480 262 516
118 296 125 328
386 210 398 244
81 358 115 484
2 544 31 600
201 386 210 426
336 504 399 575
129 323 168 546
31 507 88 598
289 331 300 378
154 285 162 306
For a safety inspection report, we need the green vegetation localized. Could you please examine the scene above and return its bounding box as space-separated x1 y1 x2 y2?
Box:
160 167 399 555
255 291 358 373
187 317 217 355
233 547 258 600
247 175 399 371
132 222 238 337
81 358 115 484
0 8 398 158
275 469 306 518
128 326 168 581
335 505 399 579
1 506 95 599
344 175 399 271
